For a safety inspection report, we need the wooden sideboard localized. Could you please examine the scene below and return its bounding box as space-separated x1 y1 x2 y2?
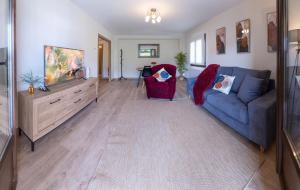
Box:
18 78 98 151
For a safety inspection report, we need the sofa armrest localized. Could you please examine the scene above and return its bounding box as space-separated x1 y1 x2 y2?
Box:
186 77 197 98
248 90 276 149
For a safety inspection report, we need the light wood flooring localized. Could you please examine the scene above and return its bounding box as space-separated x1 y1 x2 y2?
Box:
16 80 281 190
0 131 9 157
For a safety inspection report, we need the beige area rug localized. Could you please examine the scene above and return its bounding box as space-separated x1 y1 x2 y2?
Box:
87 98 263 190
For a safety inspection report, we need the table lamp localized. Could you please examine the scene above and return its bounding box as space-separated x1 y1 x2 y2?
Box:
289 29 300 53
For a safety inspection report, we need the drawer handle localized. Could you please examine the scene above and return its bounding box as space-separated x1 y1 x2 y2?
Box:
50 99 61 105
74 99 82 104
74 90 82 94
89 84 95 87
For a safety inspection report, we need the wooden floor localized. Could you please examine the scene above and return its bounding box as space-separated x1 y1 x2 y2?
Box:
0 131 9 157
16 80 281 190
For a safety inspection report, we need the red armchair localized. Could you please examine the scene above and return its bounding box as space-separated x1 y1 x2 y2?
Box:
144 64 177 101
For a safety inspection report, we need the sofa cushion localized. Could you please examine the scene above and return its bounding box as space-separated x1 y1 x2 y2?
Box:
231 67 271 93
204 89 217 99
206 92 248 124
217 67 234 76
213 75 236 95
238 75 265 104
210 67 234 88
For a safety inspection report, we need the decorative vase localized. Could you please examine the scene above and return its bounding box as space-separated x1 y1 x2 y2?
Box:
28 84 34 95
179 73 185 81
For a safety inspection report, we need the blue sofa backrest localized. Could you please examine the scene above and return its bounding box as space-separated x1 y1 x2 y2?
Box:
217 67 272 93
268 79 275 92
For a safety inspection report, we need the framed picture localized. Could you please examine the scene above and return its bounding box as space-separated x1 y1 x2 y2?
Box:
267 12 277 52
236 19 250 53
216 27 226 54
138 44 160 58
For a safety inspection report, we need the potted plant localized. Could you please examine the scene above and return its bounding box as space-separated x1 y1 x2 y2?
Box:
20 71 43 95
175 52 187 80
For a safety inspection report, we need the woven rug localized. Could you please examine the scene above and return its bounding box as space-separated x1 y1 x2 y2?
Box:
87 99 263 190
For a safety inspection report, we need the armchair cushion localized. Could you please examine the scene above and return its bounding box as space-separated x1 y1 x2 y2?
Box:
153 67 172 82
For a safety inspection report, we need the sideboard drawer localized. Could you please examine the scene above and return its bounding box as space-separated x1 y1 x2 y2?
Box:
36 95 64 132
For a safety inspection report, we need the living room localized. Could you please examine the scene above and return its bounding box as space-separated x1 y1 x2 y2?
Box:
0 0 299 189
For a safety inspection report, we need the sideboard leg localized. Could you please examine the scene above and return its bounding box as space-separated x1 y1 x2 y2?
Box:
18 128 22 136
31 141 35 152
96 98 98 103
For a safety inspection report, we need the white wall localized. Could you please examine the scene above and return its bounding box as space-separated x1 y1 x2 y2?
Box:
17 0 112 90
113 35 185 79
186 0 277 79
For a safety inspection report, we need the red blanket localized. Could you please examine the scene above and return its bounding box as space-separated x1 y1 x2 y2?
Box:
193 64 220 105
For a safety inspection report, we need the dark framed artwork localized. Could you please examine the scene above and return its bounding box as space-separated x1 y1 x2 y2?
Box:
216 27 226 54
236 19 250 53
267 12 278 52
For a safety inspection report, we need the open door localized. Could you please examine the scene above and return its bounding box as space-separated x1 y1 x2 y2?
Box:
98 44 103 80
98 34 112 81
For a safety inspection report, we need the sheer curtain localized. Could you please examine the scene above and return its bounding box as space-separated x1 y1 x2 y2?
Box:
189 33 206 67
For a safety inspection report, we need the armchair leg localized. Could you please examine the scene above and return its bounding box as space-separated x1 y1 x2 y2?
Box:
170 98 173 101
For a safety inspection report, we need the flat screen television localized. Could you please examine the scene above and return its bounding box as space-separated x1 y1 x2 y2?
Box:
44 46 84 86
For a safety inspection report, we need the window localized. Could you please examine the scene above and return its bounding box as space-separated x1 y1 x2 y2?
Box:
196 40 203 64
190 41 195 63
189 34 206 67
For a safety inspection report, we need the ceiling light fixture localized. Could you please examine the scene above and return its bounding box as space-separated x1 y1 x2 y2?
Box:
145 8 162 24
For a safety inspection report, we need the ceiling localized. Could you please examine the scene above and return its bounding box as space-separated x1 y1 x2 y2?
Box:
72 0 245 35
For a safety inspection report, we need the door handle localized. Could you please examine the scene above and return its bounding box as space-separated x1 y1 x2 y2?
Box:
74 98 82 104
74 90 82 94
50 99 61 105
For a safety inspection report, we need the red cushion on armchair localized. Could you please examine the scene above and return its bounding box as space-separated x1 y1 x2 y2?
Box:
144 64 177 100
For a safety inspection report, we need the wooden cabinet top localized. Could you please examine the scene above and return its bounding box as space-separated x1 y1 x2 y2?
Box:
19 77 97 99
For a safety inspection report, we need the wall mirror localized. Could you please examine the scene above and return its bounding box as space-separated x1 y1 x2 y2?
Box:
138 44 160 58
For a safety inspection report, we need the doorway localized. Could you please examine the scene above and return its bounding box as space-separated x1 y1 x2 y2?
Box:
98 34 111 81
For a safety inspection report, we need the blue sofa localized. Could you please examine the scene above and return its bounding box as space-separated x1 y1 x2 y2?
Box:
187 67 276 150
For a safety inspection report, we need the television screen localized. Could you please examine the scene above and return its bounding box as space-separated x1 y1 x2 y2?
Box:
44 46 84 86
